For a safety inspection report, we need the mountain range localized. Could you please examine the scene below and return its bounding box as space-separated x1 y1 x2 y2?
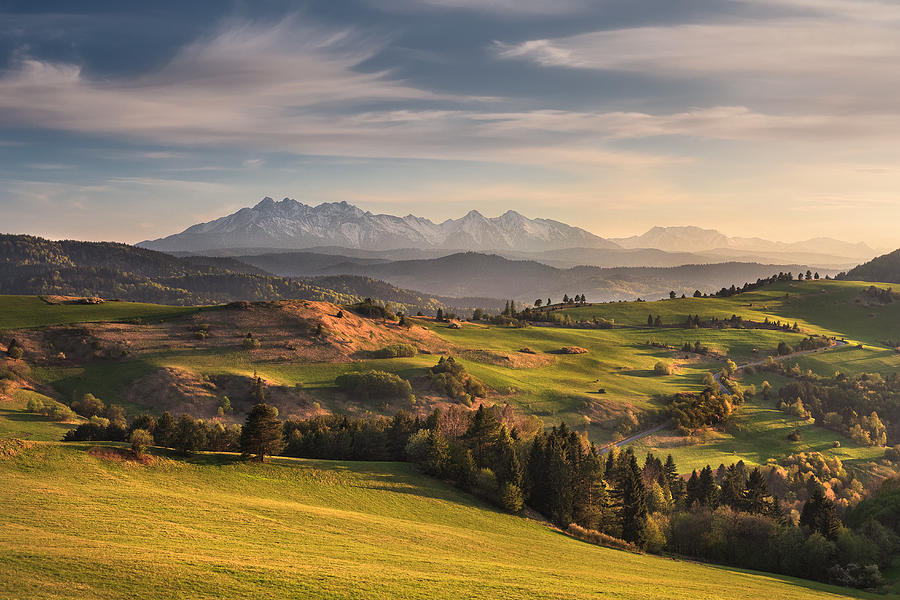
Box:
140 197 616 253
612 226 877 260
139 199 879 269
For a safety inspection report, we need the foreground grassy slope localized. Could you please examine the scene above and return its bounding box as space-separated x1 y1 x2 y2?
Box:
0 442 877 600
0 295 201 330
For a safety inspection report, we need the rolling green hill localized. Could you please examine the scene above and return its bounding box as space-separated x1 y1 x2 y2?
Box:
0 441 878 600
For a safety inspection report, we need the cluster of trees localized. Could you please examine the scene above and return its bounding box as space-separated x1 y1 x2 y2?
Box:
348 298 396 321
371 343 417 358
515 308 612 329
775 335 830 356
682 314 702 328
713 272 801 298
667 387 745 434
770 372 899 445
427 357 487 405
64 411 242 454
680 341 711 355
561 294 587 304
335 370 415 407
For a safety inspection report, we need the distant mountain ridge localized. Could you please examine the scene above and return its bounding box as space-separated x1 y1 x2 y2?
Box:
139 198 618 253
271 250 834 302
612 226 877 260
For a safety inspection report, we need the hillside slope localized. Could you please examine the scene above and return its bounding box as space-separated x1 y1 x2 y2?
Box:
843 248 900 284
0 442 876 600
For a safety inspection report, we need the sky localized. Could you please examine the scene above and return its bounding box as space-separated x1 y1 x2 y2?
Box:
0 0 898 247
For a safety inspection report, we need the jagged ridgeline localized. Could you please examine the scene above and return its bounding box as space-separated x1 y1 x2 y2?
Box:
0 234 497 313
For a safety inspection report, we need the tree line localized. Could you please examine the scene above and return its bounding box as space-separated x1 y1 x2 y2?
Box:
63 402 897 589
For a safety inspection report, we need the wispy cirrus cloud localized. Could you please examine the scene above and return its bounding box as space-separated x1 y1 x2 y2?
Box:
0 17 441 147
493 2 900 116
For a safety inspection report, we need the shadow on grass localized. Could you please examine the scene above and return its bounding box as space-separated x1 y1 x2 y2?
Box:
621 368 658 378
703 561 876 600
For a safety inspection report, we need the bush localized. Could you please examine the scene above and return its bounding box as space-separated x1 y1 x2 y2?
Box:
565 524 641 554
499 482 524 513
335 370 415 404
130 429 153 457
372 344 417 358
26 395 76 421
559 346 588 354
654 361 672 376
472 467 498 499
242 333 261 349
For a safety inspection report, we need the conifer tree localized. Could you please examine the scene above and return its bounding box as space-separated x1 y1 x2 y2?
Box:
800 486 841 540
697 465 719 508
620 453 649 547
240 403 284 462
743 467 771 515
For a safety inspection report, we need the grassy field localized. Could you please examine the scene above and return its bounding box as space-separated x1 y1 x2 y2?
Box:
556 280 900 346
628 370 884 472
30 323 810 440
0 295 201 330
6 280 898 459
0 441 880 600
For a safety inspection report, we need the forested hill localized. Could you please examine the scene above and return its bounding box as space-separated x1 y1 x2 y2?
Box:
842 248 900 284
0 234 496 312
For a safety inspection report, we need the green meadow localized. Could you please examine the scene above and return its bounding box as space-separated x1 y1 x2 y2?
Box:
0 389 83 442
0 295 201 330
0 441 880 600
557 280 900 345
12 279 898 456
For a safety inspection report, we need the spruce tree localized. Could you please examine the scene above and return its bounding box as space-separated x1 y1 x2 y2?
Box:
240 403 284 462
800 486 841 540
686 470 700 506
697 465 719 508
620 453 649 547
743 467 771 514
